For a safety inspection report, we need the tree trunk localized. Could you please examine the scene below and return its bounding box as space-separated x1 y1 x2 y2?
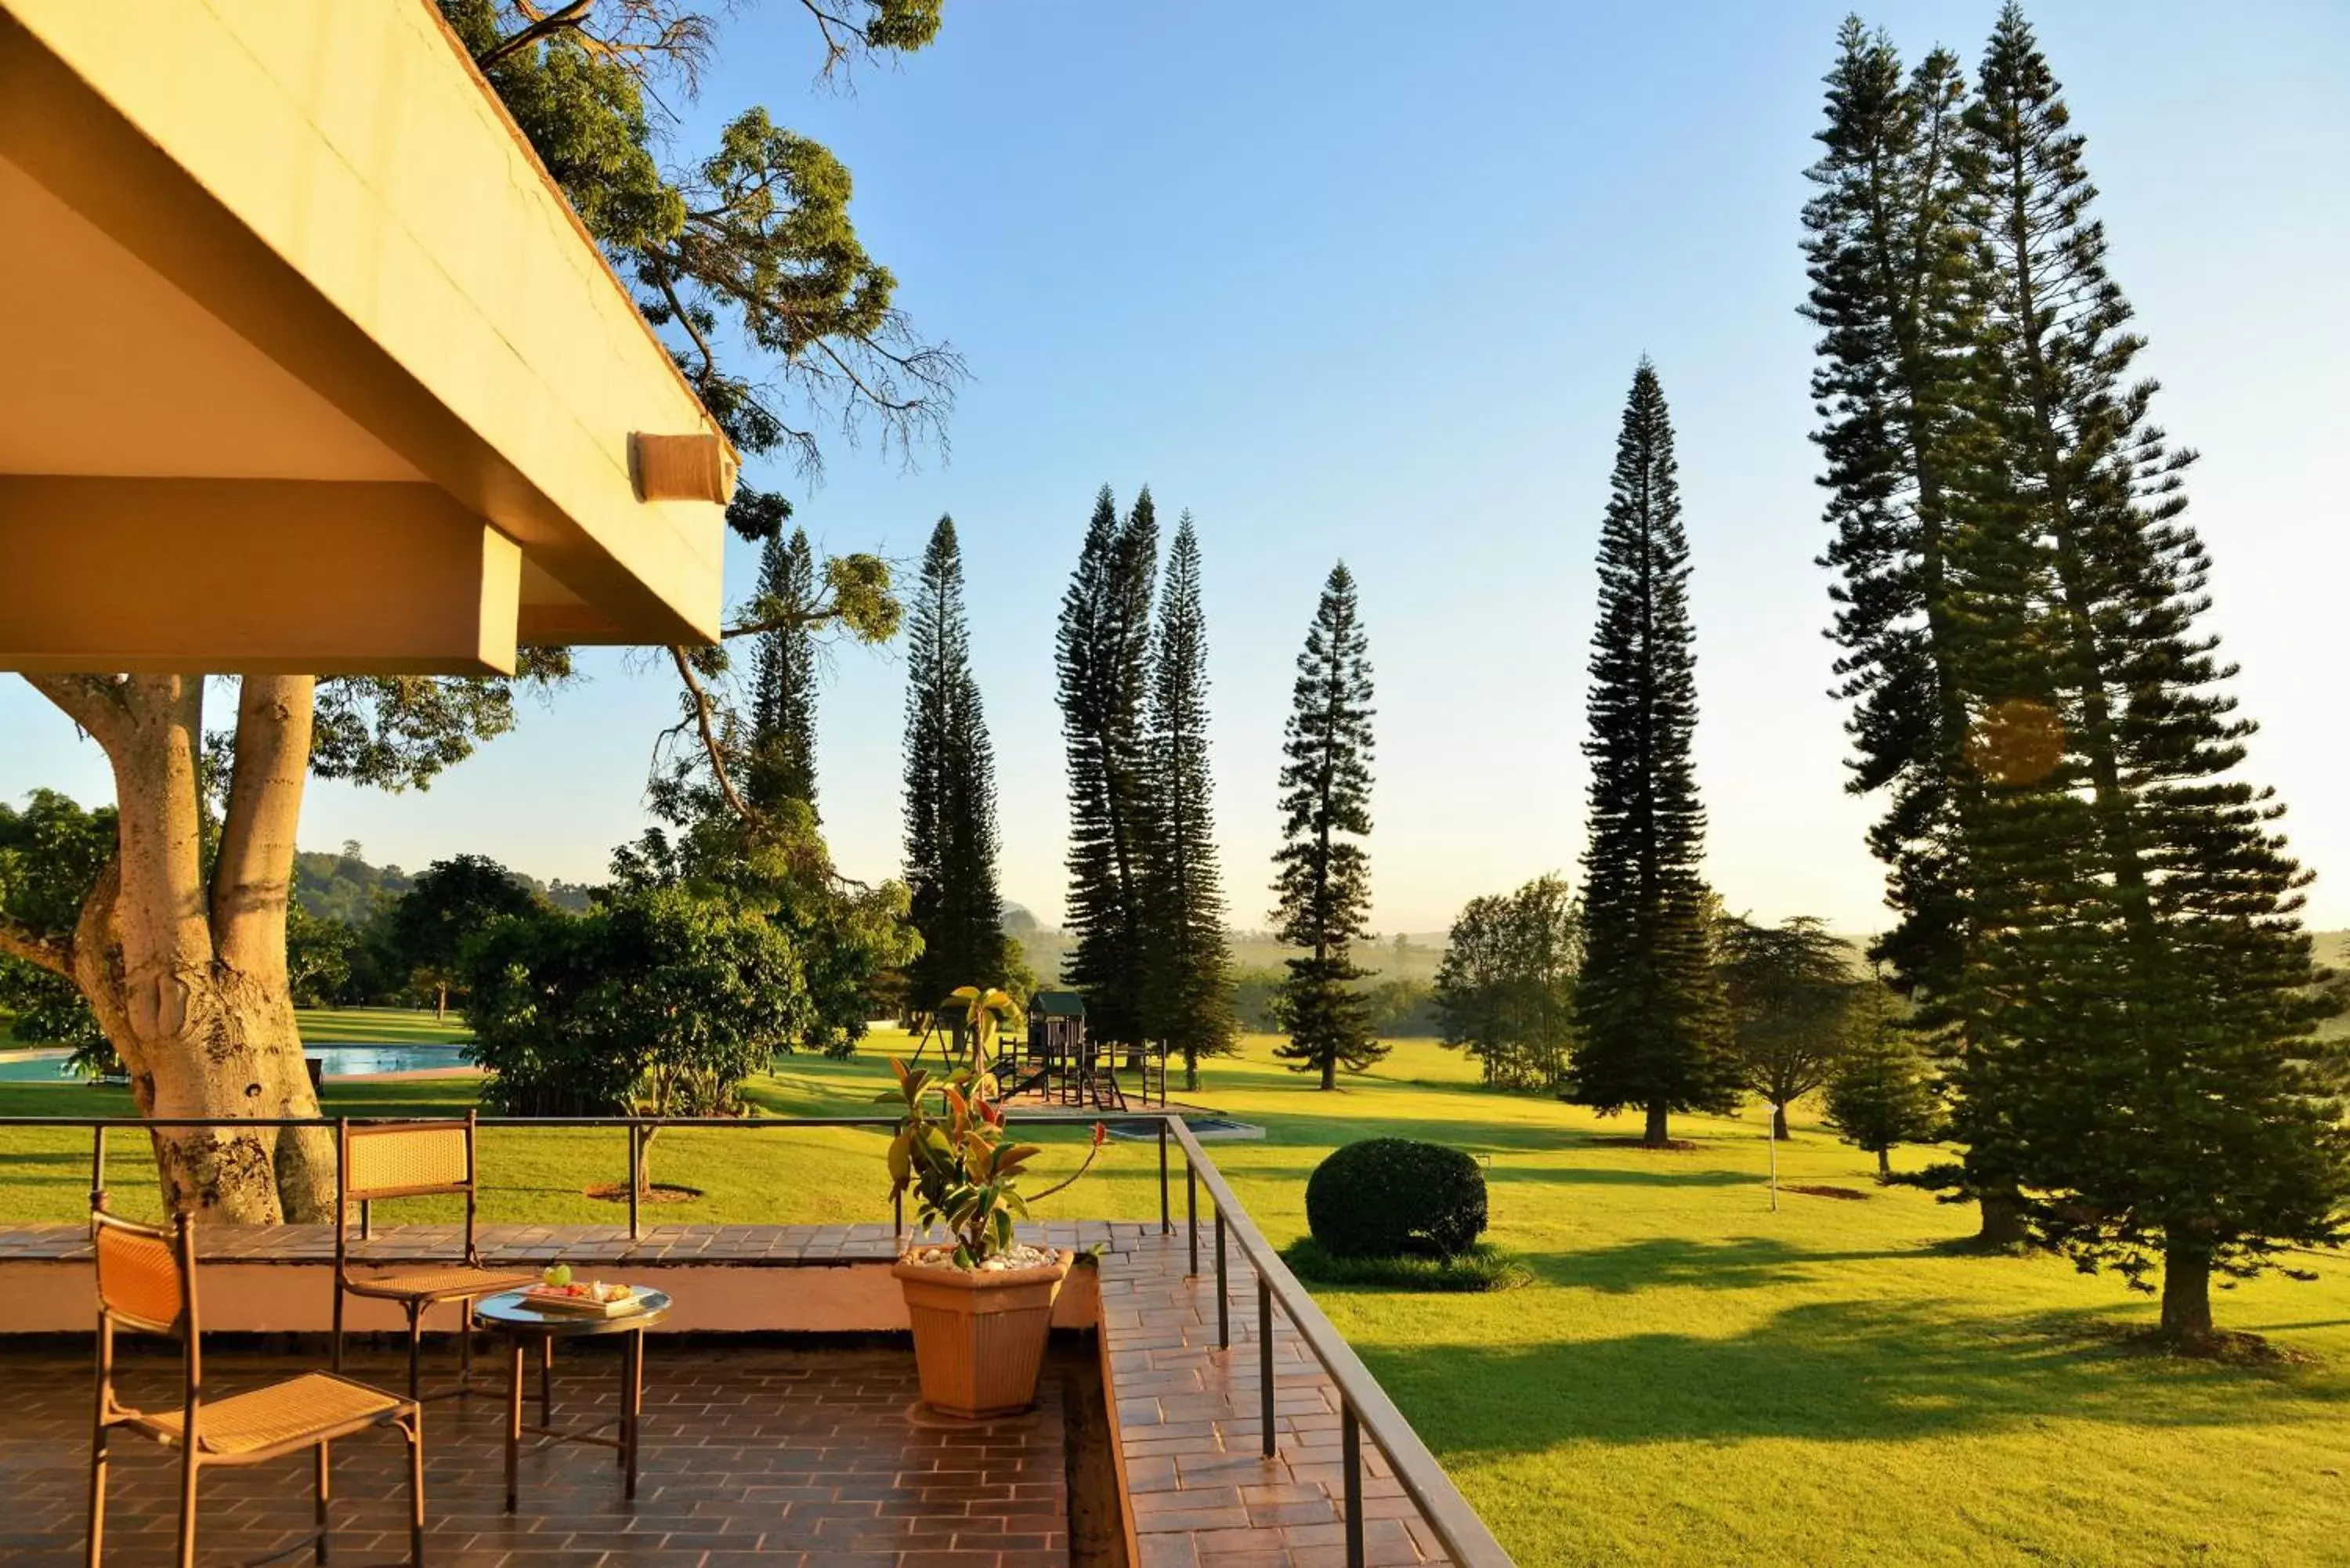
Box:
1876 1147 1891 1179
1643 1101 1669 1147
1320 1054 1337 1091
2160 1246 2215 1348
1976 1188 2029 1248
436 982 447 1022
1771 1104 1791 1141
53 675 334 1225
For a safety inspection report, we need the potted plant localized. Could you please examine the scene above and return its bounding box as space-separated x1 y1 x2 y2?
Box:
882 987 1106 1418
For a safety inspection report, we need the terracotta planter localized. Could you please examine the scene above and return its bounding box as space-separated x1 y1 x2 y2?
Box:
893 1250 1073 1419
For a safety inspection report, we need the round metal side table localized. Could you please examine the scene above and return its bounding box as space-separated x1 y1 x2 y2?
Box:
473 1287 671 1510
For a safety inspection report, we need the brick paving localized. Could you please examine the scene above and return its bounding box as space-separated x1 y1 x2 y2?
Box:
0 1341 1072 1566
0 1220 1476 1567
1093 1229 1452 1568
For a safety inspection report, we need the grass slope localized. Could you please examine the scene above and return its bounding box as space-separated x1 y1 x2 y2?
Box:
2 1028 2346 1564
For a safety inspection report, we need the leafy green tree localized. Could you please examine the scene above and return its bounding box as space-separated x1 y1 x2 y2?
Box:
1824 974 1943 1177
747 526 822 813
1057 486 1159 1055
285 902 357 1009
1946 5 2350 1343
0 790 114 1065
1716 915 1859 1140
1434 876 1581 1092
1144 515 1237 1089
1271 563 1383 1089
465 885 808 1192
610 807 915 1060
390 854 544 1020
902 516 1013 1012
443 0 959 507
1568 362 1737 1146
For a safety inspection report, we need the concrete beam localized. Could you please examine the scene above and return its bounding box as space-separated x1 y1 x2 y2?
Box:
0 479 520 675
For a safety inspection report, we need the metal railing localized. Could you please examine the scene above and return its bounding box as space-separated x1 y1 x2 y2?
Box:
0 1108 1514 1568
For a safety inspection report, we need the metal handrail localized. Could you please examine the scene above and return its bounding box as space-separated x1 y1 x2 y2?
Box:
1166 1118 1513 1568
0 1105 1515 1567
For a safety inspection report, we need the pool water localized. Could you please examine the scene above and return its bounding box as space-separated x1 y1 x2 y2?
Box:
0 1043 473 1082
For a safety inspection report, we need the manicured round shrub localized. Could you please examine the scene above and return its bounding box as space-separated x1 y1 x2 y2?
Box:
1304 1138 1488 1259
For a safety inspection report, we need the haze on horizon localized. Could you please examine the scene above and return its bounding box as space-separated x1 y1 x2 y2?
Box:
3 1 2345 942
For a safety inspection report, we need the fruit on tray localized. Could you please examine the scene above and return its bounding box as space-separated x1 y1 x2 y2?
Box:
525 1273 631 1305
542 1263 573 1288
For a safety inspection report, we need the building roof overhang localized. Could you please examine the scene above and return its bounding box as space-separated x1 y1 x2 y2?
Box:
0 0 736 675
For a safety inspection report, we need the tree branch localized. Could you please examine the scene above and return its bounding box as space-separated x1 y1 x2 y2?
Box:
24 674 127 751
476 0 595 70
720 603 839 640
210 677 316 972
668 645 755 822
0 915 72 980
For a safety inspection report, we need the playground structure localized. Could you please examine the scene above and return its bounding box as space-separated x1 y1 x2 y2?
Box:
1007 992 1167 1110
902 991 1169 1109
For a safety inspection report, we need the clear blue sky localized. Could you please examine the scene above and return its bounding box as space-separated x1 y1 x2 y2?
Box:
5 2 2347 937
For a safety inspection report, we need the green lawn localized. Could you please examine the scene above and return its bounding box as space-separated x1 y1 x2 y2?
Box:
291 1006 475 1046
2 1028 2345 1565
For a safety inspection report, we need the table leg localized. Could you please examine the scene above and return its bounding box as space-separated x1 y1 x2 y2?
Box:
504 1336 522 1513
624 1329 643 1500
540 1338 555 1429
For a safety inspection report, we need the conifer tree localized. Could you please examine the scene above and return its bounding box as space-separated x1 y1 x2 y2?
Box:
1271 563 1382 1089
1951 4 2349 1342
1824 974 1943 1178
747 526 822 813
1144 515 1238 1089
1801 21 1983 1006
1800 21 2034 1240
1568 361 1737 1146
902 516 1010 1010
1057 486 1158 1054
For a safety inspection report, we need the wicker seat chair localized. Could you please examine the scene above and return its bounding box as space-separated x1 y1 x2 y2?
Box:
88 1206 425 1567
332 1114 534 1402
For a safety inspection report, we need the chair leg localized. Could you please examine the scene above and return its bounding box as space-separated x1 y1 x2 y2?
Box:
315 1440 331 1563
403 1411 426 1566
85 1427 107 1568
331 1284 345 1375
405 1302 425 1403
175 1447 198 1568
457 1297 474 1389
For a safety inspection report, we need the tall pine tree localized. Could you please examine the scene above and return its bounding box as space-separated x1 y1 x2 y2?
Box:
1144 514 1237 1089
1800 22 2044 1241
1949 5 2349 1342
747 526 822 814
902 516 1010 1011
1569 361 1737 1146
1057 486 1159 1054
1271 562 1382 1089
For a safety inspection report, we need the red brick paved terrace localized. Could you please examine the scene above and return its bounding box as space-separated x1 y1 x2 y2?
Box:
0 1122 1512 1568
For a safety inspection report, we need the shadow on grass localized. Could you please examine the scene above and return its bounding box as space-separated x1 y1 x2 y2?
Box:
1525 1235 1940 1293
1480 1165 1755 1190
1361 1296 2348 1452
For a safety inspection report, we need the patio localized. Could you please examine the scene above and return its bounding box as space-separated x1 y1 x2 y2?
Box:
0 1338 1086 1567
0 1161 1493 1568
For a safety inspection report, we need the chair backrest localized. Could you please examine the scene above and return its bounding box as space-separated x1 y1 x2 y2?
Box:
336 1114 487 1266
92 1208 191 1335
342 1119 474 1201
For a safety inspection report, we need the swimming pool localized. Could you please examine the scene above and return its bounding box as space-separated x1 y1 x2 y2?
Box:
0 1044 475 1082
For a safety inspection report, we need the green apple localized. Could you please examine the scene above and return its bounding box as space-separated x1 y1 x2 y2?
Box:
543 1263 573 1288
